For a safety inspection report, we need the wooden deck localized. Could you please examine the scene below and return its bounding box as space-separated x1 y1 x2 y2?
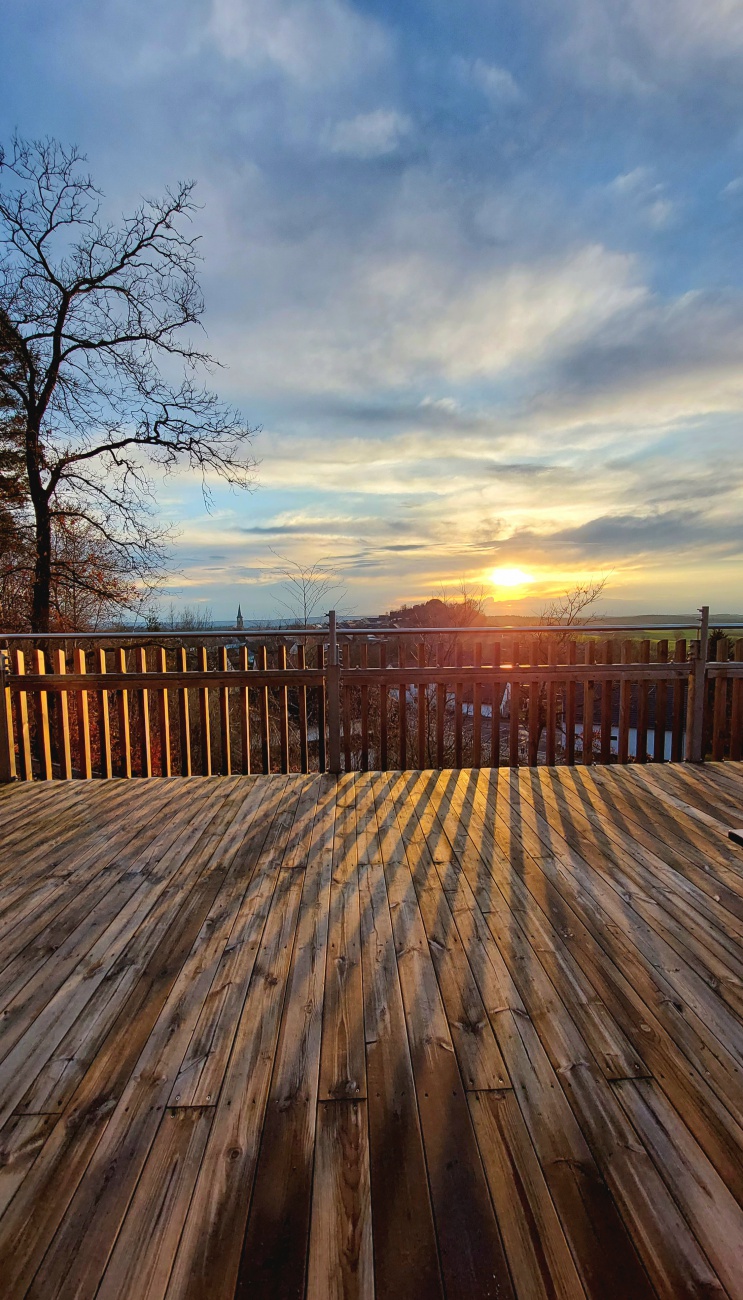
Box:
1 765 742 1298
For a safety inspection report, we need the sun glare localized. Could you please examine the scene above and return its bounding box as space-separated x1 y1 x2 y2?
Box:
490 566 535 589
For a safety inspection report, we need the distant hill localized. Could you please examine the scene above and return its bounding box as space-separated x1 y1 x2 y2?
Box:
380 601 743 630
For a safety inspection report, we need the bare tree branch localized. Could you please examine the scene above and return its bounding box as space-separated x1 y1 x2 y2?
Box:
0 134 258 630
271 550 347 629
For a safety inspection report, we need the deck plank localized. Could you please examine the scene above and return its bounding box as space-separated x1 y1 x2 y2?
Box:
512 771 743 1121
468 1090 588 1300
355 773 445 1300
531 769 743 1024
390 769 510 1091
613 1078 743 1298
319 773 367 1100
0 781 224 1035
165 777 323 1300
306 1099 374 1300
96 1106 214 1300
373 772 515 1300
473 770 743 1198
234 774 334 1300
21 778 279 1299
0 764 742 1298
0 782 241 1120
425 773 656 1300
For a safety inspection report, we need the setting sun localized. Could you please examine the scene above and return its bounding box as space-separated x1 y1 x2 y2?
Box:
489 566 535 589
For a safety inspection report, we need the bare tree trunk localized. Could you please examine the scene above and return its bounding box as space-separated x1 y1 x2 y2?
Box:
31 502 52 632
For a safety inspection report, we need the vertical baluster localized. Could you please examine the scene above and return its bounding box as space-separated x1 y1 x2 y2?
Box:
178 646 192 776
583 641 595 766
116 647 131 778
565 641 576 766
636 639 650 762
342 643 352 772
13 650 32 780
712 636 729 761
379 642 387 771
135 646 152 778
473 641 482 768
239 645 251 774
398 640 407 769
32 649 53 779
618 640 632 764
490 642 501 768
73 648 92 778
53 649 72 779
546 640 557 766
96 648 112 778
416 640 426 770
317 642 326 773
509 640 520 768
454 644 463 768
600 639 614 764
654 640 668 763
278 644 289 773
0 649 15 784
436 640 445 768
342 684 352 773
361 641 370 771
156 646 172 776
730 639 743 762
297 644 309 773
219 645 232 775
257 644 270 774
528 640 540 766
671 640 687 762
198 645 211 776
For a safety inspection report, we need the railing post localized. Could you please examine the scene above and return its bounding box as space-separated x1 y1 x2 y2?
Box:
685 605 709 763
0 649 16 783
327 610 342 774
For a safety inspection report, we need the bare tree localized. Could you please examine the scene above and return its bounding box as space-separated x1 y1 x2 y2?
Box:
47 516 151 630
271 551 347 628
0 135 257 631
534 574 610 757
539 574 610 645
0 311 32 626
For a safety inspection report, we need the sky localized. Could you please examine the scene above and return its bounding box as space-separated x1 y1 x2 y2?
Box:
3 0 743 620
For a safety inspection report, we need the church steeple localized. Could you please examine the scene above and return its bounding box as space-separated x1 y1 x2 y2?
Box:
236 604 244 630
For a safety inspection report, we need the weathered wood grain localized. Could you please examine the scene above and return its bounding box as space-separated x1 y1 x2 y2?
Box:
0 765 741 1299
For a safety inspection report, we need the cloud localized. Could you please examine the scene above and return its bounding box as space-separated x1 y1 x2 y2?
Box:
481 462 575 481
8 0 743 617
552 509 709 552
207 0 390 86
536 288 743 424
327 108 412 159
607 167 676 228
238 512 382 538
456 57 524 105
214 241 644 395
549 0 743 96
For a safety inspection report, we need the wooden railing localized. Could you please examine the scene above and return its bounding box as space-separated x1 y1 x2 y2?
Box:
2 610 743 780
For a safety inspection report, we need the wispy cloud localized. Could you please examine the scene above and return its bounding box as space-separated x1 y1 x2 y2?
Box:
455 57 524 105
208 0 390 85
327 108 412 158
548 0 743 95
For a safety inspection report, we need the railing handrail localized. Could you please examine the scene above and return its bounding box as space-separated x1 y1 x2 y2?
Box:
334 623 717 635
0 629 332 642
0 623 723 640
5 609 743 642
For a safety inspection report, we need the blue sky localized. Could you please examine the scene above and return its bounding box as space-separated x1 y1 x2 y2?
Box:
4 0 743 618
